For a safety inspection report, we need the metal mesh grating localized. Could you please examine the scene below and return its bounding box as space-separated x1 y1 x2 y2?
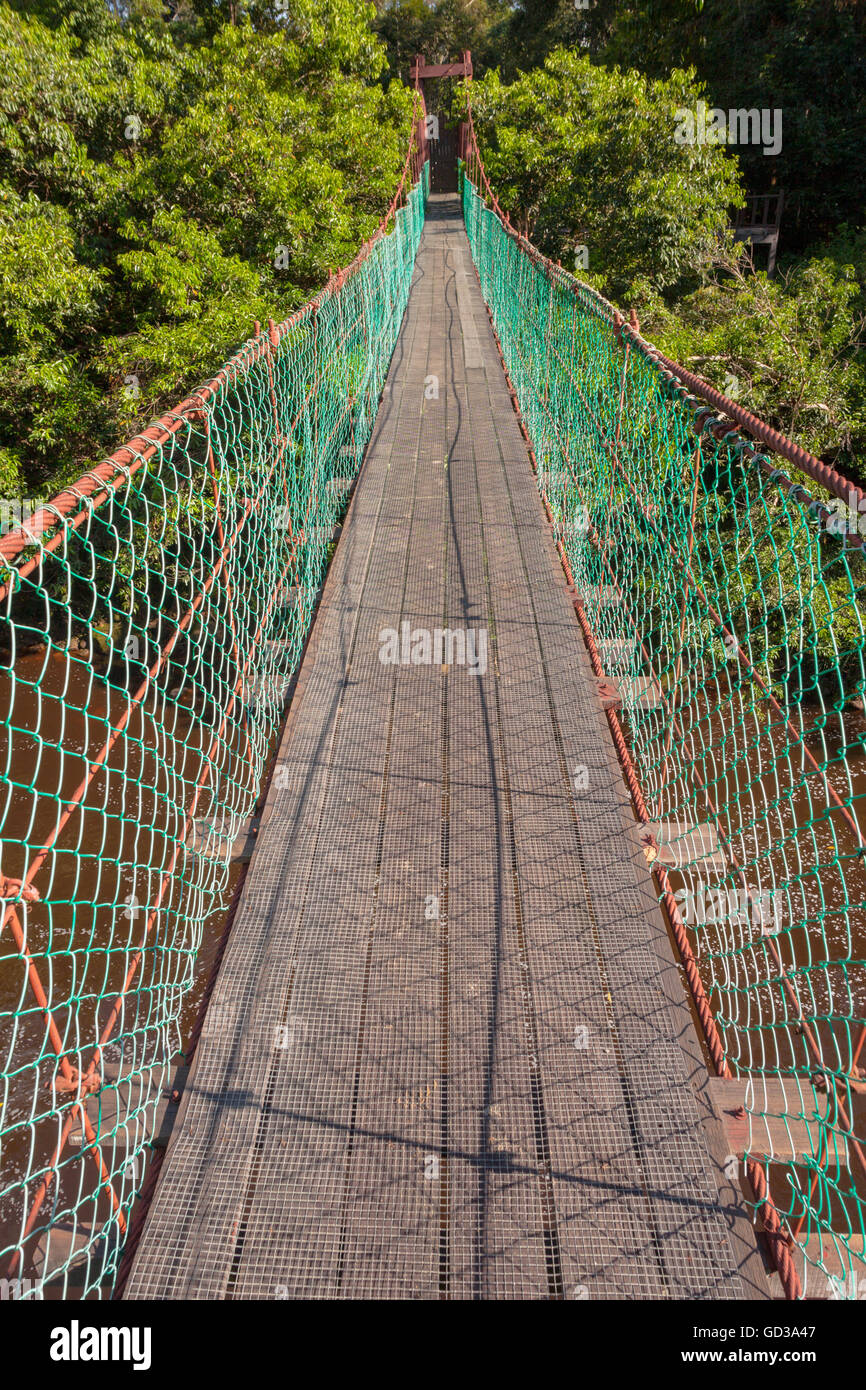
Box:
125 196 756 1301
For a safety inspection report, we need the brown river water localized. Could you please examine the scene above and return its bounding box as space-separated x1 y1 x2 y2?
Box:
0 645 250 1277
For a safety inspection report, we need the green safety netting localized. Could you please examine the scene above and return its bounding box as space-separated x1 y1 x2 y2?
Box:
462 165 866 1300
0 158 428 1299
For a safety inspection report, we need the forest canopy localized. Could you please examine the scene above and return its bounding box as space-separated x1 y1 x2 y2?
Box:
1 0 864 493
436 0 866 476
0 0 414 497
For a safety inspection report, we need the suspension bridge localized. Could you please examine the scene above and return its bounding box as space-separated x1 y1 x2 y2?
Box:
1 61 864 1302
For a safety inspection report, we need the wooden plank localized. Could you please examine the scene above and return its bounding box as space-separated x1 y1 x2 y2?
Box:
596 676 621 710
792 1236 865 1298
621 673 665 710
594 673 665 711
764 1235 865 1299
188 813 261 863
32 1219 108 1296
598 637 638 671
708 1077 850 1165
578 584 621 607
644 820 728 871
68 1062 188 1155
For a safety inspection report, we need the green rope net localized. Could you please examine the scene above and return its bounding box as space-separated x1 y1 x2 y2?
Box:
0 160 428 1300
463 165 866 1300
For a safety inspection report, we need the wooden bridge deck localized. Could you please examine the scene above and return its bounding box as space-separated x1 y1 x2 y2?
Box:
125 194 767 1300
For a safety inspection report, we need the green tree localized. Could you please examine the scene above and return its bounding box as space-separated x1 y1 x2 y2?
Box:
634 248 866 474
0 0 415 493
692 0 866 249
457 49 743 302
504 1 866 255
